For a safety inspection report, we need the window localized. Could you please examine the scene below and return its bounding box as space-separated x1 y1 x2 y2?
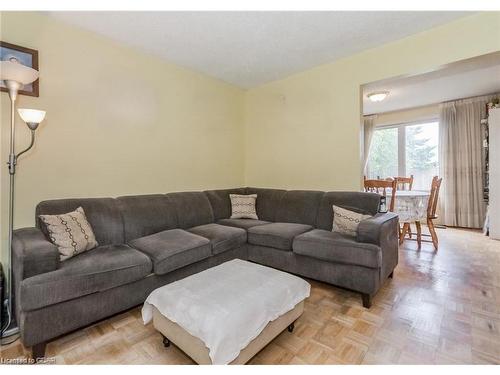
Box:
367 121 439 190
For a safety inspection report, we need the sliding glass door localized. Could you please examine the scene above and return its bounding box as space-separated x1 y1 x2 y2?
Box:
367 120 439 190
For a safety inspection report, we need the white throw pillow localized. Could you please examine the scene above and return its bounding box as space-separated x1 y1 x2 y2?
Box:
332 205 372 237
230 194 258 220
39 206 98 261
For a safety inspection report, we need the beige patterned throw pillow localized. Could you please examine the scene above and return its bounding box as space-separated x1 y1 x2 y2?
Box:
230 194 258 220
39 207 98 261
332 205 372 237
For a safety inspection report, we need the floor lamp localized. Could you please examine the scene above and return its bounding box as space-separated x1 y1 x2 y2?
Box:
1 57 45 343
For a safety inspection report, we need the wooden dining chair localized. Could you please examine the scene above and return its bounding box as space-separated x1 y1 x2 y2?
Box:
393 175 414 191
402 176 442 250
363 177 397 212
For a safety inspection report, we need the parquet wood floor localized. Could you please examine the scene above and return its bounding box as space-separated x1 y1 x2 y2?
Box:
2 227 500 364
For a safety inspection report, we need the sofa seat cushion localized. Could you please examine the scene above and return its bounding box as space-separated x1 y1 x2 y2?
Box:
188 223 247 255
292 229 381 269
129 229 211 275
217 218 270 230
20 244 152 311
248 222 312 251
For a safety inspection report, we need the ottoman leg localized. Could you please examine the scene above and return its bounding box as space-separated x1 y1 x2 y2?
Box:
162 335 170 348
287 322 295 333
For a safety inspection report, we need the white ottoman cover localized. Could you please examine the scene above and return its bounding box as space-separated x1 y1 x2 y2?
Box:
142 259 310 364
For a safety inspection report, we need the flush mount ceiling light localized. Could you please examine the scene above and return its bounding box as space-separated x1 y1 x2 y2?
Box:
367 91 389 102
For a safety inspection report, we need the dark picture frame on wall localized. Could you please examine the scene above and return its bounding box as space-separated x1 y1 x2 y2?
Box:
0 41 39 97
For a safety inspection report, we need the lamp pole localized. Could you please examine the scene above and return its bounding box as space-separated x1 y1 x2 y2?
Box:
1 58 42 343
4 80 20 340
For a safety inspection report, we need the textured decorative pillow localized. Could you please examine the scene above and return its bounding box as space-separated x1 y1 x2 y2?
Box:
39 207 98 261
332 205 372 237
230 194 258 220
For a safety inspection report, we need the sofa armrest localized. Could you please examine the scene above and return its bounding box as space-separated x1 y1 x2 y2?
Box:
12 227 60 280
357 213 399 279
356 213 398 245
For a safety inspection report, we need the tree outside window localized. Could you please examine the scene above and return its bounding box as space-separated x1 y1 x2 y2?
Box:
367 121 439 190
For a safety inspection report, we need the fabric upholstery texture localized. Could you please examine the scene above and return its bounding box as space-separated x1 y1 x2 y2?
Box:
275 190 324 226
19 246 248 347
230 194 258 219
20 244 152 311
316 191 381 231
166 192 214 229
204 188 247 220
39 207 98 261
217 218 271 229
36 198 125 245
12 228 60 280
247 244 380 295
357 213 399 279
188 223 247 255
117 194 177 241
14 187 399 351
293 229 381 268
248 222 312 250
332 205 372 237
128 229 211 275
357 212 399 245
245 187 287 221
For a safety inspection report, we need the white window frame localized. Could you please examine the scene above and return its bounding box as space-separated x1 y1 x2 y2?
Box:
367 118 439 178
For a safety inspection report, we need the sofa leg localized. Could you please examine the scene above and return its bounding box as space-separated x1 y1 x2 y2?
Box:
388 271 394 279
361 293 372 308
32 342 47 360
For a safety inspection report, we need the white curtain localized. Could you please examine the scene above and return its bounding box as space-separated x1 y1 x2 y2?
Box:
439 94 497 228
362 115 377 174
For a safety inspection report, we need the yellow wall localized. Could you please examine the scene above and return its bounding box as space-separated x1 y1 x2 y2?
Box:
244 12 500 190
1 12 500 262
0 12 245 260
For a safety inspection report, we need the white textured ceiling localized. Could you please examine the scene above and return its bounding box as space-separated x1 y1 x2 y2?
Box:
363 53 500 114
47 11 471 88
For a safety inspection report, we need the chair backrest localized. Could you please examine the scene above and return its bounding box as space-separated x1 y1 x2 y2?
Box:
394 175 414 190
363 177 397 212
427 176 442 219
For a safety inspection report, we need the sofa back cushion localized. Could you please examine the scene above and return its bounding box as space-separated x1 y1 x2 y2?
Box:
275 190 324 226
36 198 125 245
245 187 287 222
316 191 381 231
204 188 247 220
117 194 178 241
166 191 215 229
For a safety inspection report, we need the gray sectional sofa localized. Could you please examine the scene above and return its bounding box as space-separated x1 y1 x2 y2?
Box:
12 187 399 357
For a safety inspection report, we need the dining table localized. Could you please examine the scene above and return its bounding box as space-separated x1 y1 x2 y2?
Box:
386 189 431 222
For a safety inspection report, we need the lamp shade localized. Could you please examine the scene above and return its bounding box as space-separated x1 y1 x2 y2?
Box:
18 108 46 124
0 59 39 85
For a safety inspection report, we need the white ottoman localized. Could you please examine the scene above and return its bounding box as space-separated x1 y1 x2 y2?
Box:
142 259 310 364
